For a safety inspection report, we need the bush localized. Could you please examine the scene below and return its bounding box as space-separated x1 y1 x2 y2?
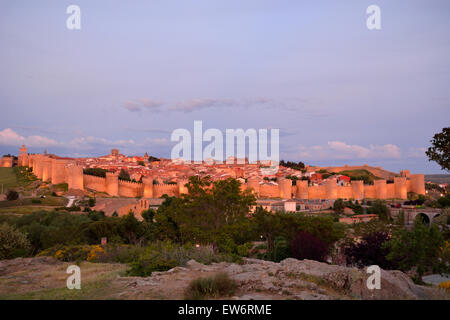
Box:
184 272 237 300
367 200 389 220
271 236 289 262
290 231 329 262
236 242 253 257
127 241 236 277
88 197 96 207
344 231 395 269
94 245 146 263
0 223 31 259
6 190 19 201
38 245 102 262
385 219 446 279
333 199 344 214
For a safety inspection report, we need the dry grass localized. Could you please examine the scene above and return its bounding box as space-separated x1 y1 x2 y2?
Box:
184 272 237 300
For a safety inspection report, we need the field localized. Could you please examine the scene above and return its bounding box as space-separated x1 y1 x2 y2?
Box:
0 168 18 192
0 167 68 214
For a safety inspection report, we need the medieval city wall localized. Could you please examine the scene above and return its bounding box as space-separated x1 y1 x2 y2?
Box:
83 174 107 193
153 184 179 198
308 185 327 199
18 148 426 200
118 180 143 198
337 186 353 199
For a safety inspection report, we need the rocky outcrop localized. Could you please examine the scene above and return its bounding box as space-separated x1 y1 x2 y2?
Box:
0 256 447 300
179 257 448 300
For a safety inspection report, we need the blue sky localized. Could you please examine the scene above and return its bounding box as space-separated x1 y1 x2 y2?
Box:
0 0 449 173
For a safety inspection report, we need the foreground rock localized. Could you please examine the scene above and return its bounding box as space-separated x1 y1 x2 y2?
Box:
0 257 448 300
117 258 448 300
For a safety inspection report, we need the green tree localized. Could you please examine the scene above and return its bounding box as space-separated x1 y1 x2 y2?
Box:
367 200 389 221
118 169 131 181
333 199 345 214
426 127 450 172
385 219 445 281
154 177 256 247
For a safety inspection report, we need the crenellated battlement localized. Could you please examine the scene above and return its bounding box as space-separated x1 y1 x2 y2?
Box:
119 179 143 186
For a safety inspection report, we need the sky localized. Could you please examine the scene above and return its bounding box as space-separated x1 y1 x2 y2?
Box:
0 0 449 173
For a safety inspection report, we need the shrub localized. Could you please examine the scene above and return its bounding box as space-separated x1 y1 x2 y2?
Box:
94 245 146 263
236 242 253 257
271 236 289 262
184 272 236 300
88 197 96 207
127 250 178 276
39 245 94 262
367 200 389 220
333 199 344 214
344 231 395 269
290 231 329 262
0 223 31 259
438 281 450 291
385 220 445 279
127 241 236 277
6 190 19 201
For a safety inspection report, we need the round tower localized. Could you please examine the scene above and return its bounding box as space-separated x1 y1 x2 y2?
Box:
105 172 119 196
394 177 407 199
178 179 189 196
67 164 84 191
34 155 44 179
18 145 28 166
296 180 309 199
400 170 411 178
278 177 292 199
142 176 154 198
247 177 260 196
374 179 387 199
351 180 364 200
325 178 338 200
42 157 53 182
410 174 425 195
51 159 67 185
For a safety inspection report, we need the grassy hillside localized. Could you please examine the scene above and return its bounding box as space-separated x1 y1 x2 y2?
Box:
0 168 18 191
337 169 380 184
425 174 450 184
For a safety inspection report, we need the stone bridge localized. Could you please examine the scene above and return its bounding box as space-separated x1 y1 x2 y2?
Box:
393 208 442 225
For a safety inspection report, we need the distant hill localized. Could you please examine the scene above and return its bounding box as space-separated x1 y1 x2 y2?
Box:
311 165 397 180
424 174 450 184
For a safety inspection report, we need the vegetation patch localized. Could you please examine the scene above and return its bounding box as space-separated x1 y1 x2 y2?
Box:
184 272 237 300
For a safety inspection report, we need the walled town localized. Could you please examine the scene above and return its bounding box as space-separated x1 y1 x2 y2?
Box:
0 145 428 218
0 143 449 300
0 146 425 199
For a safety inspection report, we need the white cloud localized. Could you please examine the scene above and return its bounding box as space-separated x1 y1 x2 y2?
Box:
123 99 163 112
0 128 59 147
70 136 135 149
122 97 323 114
292 141 401 161
169 98 236 112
